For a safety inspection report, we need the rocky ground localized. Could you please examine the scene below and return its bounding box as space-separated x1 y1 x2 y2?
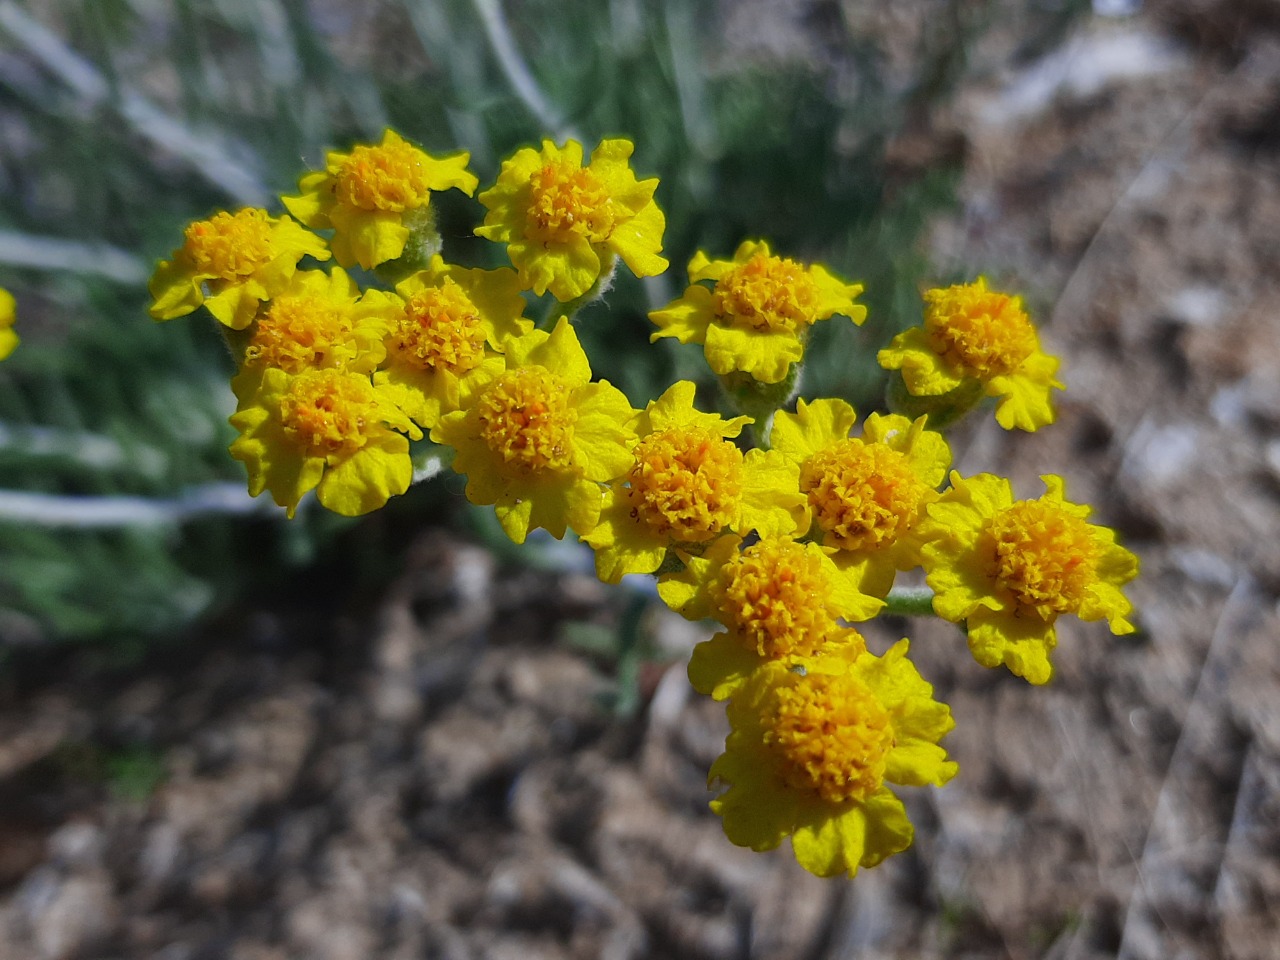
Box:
2 1 1280 958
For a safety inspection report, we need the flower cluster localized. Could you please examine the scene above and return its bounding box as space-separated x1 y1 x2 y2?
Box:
151 129 1138 879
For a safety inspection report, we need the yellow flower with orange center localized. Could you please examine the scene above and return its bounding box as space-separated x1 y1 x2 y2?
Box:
649 240 866 384
659 534 882 699
364 255 531 429
771 398 950 596
919 472 1139 684
283 129 478 270
229 268 389 404
431 318 637 543
149 207 329 329
229 367 422 518
0 287 17 360
878 277 1063 431
475 138 668 301
710 641 957 878
581 380 805 582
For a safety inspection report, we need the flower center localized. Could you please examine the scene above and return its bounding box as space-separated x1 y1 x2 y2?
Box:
711 538 836 659
713 253 821 335
525 160 616 244
279 370 381 458
924 283 1037 379
477 367 577 473
393 280 487 375
625 426 743 542
764 670 894 805
244 294 357 374
336 139 432 212
183 209 274 280
982 499 1099 618
800 440 928 553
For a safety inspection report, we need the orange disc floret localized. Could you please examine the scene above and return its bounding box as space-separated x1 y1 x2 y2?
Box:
764 669 894 805
626 426 744 542
710 641 957 878
279 369 384 458
924 280 1037 380
230 367 421 519
476 367 579 474
711 537 840 660
476 138 668 301
431 318 638 544
395 280 488 375
283 129 477 270
878 277 1063 432
183 209 274 279
919 472 1140 685
649 240 866 384
713 251 825 335
662 534 882 700
800 440 929 553
149 207 329 329
770 399 951 596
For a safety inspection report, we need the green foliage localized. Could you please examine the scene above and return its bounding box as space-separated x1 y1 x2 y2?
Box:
0 0 1078 652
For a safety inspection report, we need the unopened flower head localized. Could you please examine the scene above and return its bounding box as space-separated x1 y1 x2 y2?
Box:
710 641 957 878
649 240 866 384
476 138 668 301
284 129 478 270
771 399 951 595
582 380 804 582
878 277 1063 431
659 533 882 699
0 287 17 360
367 255 531 429
149 208 329 329
431 318 637 544
230 367 422 518
919 472 1139 684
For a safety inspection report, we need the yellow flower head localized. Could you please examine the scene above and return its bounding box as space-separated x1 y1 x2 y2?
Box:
919 472 1140 684
710 641 957 878
877 277 1064 431
649 240 866 384
149 208 329 329
770 398 951 596
659 533 882 699
475 138 668 301
582 380 806 582
0 287 17 360
230 367 422 518
366 255 532 429
229 268 389 404
283 130 478 270
431 318 637 543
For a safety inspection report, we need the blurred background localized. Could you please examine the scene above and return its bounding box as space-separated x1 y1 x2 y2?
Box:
0 0 1278 957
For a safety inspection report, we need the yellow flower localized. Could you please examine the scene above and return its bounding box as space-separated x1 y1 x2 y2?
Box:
919 472 1139 684
710 640 957 878
149 208 329 329
658 534 882 699
475 138 668 301
649 240 866 384
365 255 532 429
229 367 422 518
431 318 637 543
770 398 950 596
229 268 389 404
283 129 478 270
878 277 1063 431
581 380 805 582
0 287 17 360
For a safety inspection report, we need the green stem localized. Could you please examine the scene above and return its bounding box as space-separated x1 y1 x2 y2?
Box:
882 586 937 617
542 253 616 327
